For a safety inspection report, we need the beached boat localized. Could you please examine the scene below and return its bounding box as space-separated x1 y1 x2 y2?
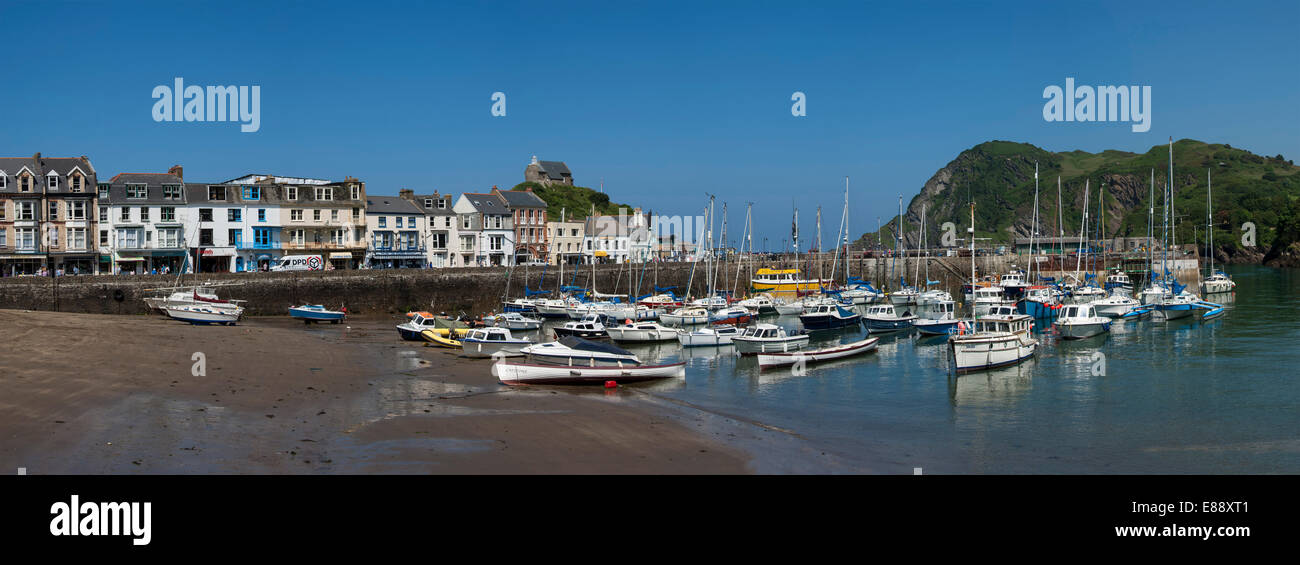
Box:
948 305 1038 373
552 314 608 339
421 329 463 348
145 287 244 312
799 303 861 330
1053 303 1112 339
487 312 543 331
660 307 710 326
677 325 741 347
757 337 879 369
460 327 532 358
397 311 448 341
860 303 916 334
731 324 810 354
164 303 244 325
520 336 641 367
289 304 346 323
605 321 679 342
493 360 686 385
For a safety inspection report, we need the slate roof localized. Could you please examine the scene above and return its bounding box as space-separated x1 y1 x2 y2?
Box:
498 188 548 208
366 197 424 215
535 160 571 180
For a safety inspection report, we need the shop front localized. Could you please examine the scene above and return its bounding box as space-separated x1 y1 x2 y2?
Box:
50 252 98 275
367 249 424 269
197 247 236 273
0 254 46 277
330 251 356 270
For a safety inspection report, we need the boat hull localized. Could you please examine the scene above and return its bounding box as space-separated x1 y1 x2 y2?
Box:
757 338 879 368
289 307 345 322
949 334 1037 373
461 340 528 358
862 317 914 333
1017 299 1060 320
914 319 960 336
164 306 242 325
493 361 686 385
552 327 609 340
732 335 810 355
799 313 861 331
1055 320 1111 339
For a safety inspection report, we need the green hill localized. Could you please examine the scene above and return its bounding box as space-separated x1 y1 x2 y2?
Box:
855 139 1300 264
511 181 635 221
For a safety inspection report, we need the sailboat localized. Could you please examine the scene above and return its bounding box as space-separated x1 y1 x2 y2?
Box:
888 196 919 306
1201 168 1236 295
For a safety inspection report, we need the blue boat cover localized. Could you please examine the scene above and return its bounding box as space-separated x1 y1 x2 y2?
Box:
559 336 634 356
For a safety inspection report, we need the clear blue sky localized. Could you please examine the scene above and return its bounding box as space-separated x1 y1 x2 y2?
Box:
3 0 1296 249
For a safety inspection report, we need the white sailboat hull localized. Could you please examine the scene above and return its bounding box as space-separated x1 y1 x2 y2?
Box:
492 361 686 385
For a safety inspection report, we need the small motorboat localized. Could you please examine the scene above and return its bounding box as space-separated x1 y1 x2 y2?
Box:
164 303 244 325
799 303 862 331
676 325 741 347
520 336 641 367
1091 291 1142 318
948 306 1038 373
421 329 462 348
488 312 543 331
708 306 755 326
860 303 916 334
552 314 609 339
913 300 965 336
605 322 679 343
289 304 346 323
638 294 684 310
397 311 445 341
1053 303 1112 339
493 360 686 385
731 324 810 355
660 307 710 326
972 286 1014 317
737 294 780 314
888 286 919 306
757 337 879 369
535 298 577 318
460 327 532 358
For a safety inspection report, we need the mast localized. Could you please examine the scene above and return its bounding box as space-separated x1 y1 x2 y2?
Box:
921 203 929 289
897 195 906 290
815 205 823 286
844 176 851 284
1029 162 1039 283
1147 169 1155 289
1207 168 1214 277
1074 180 1090 281
1057 176 1064 282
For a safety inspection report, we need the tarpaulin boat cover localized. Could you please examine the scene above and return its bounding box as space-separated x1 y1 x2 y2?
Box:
559 336 633 356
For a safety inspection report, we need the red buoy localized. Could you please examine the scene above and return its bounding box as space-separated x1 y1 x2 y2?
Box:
604 380 618 389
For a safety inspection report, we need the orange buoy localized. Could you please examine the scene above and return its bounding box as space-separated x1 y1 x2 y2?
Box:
604 380 618 389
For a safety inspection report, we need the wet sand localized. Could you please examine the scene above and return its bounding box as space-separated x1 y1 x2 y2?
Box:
0 309 789 474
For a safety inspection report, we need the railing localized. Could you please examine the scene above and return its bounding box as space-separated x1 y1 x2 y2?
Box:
370 244 426 252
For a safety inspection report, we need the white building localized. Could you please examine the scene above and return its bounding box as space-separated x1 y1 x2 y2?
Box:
399 189 458 268
100 168 190 274
365 195 425 268
455 192 514 266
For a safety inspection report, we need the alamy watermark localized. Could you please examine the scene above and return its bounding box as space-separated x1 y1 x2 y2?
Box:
152 77 260 132
1043 77 1150 133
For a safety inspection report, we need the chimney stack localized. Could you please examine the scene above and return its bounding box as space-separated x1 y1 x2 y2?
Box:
399 189 414 200
168 165 183 180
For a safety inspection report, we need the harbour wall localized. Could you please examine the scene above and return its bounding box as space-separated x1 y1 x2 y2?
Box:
0 255 1204 317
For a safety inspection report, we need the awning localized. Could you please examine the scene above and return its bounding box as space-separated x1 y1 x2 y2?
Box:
256 254 273 260
200 247 236 257
329 252 353 259
112 252 145 262
593 251 608 257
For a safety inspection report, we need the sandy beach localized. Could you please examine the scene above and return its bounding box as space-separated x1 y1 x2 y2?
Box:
0 309 812 474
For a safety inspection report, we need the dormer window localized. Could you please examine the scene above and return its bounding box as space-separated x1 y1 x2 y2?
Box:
0 172 6 189
98 183 109 198
163 184 182 199
438 198 447 209
424 199 433 208
47 172 59 191
350 185 360 200
208 186 227 201
127 184 147 199
20 174 32 192
286 186 298 200
70 173 84 192
314 187 333 201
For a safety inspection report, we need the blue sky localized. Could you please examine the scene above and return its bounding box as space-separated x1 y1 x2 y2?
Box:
3 0 1296 249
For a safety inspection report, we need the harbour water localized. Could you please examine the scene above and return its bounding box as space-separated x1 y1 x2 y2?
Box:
554 265 1299 473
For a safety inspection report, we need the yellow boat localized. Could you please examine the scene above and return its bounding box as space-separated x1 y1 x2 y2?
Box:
750 268 832 294
420 327 470 337
421 329 463 348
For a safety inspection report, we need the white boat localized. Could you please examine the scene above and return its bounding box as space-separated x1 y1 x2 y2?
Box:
637 294 683 310
731 324 810 355
1137 284 1170 305
948 305 1038 373
916 288 952 307
677 325 741 347
488 312 543 330
520 336 641 367
860 303 915 333
1069 284 1107 304
164 303 244 325
708 305 755 325
688 296 729 310
1053 303 1112 339
566 302 614 320
493 360 686 385
535 298 576 318
757 337 879 369
1105 269 1133 293
1202 272 1236 295
397 311 452 341
888 286 919 306
840 287 882 305
145 286 243 311
737 294 780 314
460 327 532 358
1154 291 1198 321
998 269 1030 299
501 297 539 313
661 307 710 326
972 286 1014 316
773 301 806 316
605 321 679 342
1091 291 1142 318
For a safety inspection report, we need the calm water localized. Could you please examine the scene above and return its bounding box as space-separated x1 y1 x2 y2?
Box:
559 265 1300 473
